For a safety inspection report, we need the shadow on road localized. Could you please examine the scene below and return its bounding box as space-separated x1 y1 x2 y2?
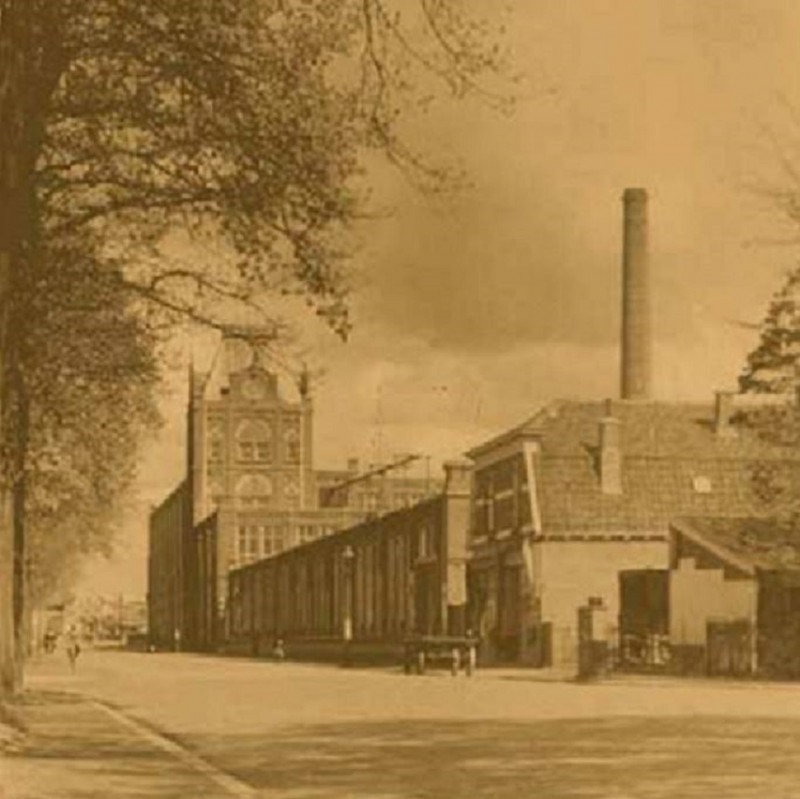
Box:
2 692 231 799
185 716 800 799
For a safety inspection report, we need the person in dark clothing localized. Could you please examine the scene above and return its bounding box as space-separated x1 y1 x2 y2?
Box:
65 628 80 672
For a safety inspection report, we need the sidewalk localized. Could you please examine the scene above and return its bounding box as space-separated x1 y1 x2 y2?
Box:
0 689 234 799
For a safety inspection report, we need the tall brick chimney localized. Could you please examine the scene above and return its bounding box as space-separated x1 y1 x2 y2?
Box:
621 188 651 400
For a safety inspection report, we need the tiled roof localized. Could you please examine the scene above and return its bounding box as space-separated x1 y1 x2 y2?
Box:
673 516 800 572
534 400 795 459
530 400 800 533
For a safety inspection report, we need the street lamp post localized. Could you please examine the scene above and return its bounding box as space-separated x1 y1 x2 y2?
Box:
341 545 355 667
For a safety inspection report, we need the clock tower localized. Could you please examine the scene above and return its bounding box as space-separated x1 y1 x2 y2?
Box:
189 329 316 585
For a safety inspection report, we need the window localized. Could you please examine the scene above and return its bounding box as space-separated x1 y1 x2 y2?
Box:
788 587 800 613
418 525 433 559
284 426 301 464
472 470 493 538
207 419 224 462
236 420 273 463
494 458 514 493
249 527 261 558
235 474 274 509
263 527 274 557
236 525 263 565
495 497 514 532
236 526 248 566
692 475 712 494
300 525 319 544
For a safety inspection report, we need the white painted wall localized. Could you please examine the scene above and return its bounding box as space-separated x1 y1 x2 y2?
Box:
669 557 757 646
538 539 669 667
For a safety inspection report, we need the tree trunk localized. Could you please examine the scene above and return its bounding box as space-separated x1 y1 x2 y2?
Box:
0 471 14 696
0 0 31 698
11 375 27 689
0 254 19 700
0 256 19 696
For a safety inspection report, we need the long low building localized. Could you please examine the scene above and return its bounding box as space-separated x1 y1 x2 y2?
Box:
225 461 472 661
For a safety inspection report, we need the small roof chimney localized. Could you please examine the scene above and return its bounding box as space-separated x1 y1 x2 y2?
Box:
713 390 737 437
599 402 622 495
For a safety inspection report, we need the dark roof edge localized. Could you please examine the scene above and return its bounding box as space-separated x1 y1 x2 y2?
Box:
669 518 757 576
464 401 565 459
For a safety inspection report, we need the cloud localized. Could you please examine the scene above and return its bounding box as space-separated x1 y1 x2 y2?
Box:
339 0 800 362
311 332 620 468
352 178 620 355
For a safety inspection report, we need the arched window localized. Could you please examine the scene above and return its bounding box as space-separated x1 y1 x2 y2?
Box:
235 474 273 508
284 426 301 464
236 420 272 463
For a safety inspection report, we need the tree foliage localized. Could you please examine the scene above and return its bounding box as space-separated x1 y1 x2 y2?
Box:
17 0 508 340
0 0 507 689
737 266 800 452
10 245 160 609
740 266 800 395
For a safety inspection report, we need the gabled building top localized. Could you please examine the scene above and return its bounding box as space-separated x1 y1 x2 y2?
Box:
470 397 800 534
197 327 287 405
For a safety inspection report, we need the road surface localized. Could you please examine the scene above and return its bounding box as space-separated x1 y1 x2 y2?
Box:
7 648 800 797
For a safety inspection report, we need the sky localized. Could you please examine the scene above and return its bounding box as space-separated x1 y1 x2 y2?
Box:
80 0 800 598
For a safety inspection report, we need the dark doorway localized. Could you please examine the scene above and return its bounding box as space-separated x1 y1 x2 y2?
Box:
619 569 669 669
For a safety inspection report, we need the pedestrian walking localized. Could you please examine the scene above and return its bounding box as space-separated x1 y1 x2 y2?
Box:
272 637 285 661
65 628 81 673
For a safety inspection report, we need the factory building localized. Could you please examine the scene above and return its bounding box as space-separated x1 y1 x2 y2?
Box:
153 188 800 673
147 332 436 650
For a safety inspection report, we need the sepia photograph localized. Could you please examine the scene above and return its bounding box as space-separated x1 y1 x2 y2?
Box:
4 1 800 797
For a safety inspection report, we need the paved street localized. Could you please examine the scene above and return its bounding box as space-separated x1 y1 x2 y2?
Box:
6 650 800 797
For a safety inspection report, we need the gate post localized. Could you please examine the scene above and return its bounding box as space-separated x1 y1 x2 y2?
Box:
577 598 609 681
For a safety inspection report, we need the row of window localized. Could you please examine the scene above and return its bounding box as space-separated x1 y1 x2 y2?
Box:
235 525 286 566
298 524 327 545
352 491 428 511
207 473 302 509
233 522 342 567
230 520 442 639
208 421 301 465
473 454 531 538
